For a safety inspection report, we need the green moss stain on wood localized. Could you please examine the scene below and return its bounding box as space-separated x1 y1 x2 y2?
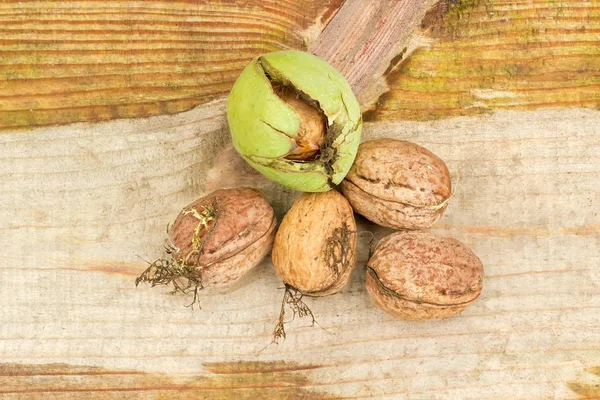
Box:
365 0 600 122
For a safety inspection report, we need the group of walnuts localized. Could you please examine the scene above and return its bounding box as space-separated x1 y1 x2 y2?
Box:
137 50 483 342
136 138 484 342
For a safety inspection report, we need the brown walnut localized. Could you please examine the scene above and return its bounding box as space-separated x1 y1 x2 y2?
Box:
340 139 451 229
272 190 357 296
366 231 484 320
167 187 276 287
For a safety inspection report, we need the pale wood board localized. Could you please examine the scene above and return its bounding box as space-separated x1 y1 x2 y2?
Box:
1 102 599 398
2 0 600 397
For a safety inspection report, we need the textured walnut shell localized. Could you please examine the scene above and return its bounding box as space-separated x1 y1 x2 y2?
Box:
366 231 483 320
341 139 451 229
169 188 276 287
272 191 357 296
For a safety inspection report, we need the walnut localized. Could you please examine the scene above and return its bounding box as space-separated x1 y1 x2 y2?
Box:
341 139 451 229
367 231 484 320
272 190 357 296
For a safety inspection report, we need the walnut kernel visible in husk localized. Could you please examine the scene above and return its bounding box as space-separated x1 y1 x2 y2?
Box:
227 50 362 192
341 139 452 230
366 231 484 320
136 188 276 307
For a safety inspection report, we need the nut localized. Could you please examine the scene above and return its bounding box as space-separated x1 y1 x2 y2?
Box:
136 188 276 302
340 139 451 229
366 231 483 320
227 50 362 192
168 188 276 286
272 190 357 296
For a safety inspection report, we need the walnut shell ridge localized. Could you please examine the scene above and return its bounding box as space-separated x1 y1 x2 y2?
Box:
168 188 276 287
341 139 451 230
366 231 484 320
272 190 357 296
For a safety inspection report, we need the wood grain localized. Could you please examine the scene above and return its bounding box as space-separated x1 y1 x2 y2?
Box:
1 106 599 398
2 0 600 398
0 361 327 399
568 366 600 399
365 0 600 121
0 0 343 129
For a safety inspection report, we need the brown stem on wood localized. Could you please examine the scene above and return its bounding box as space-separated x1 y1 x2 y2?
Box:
310 0 439 109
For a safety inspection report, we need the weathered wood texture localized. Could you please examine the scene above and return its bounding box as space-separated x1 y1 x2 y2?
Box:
1 106 599 398
365 0 600 121
0 0 343 129
2 0 600 398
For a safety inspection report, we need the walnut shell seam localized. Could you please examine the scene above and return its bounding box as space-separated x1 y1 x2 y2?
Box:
367 267 482 307
344 178 451 211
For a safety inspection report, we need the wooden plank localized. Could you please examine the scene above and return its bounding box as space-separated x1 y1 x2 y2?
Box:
1 106 599 398
364 0 600 121
0 361 327 399
1 0 600 398
0 0 343 129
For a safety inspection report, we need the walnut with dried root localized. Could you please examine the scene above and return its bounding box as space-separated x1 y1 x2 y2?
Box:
270 190 357 342
136 188 276 307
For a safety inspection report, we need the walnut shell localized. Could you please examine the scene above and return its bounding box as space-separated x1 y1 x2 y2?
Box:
168 188 276 286
366 231 484 320
272 190 357 296
340 139 451 229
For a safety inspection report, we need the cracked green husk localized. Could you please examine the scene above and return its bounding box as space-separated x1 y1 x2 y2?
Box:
227 50 362 192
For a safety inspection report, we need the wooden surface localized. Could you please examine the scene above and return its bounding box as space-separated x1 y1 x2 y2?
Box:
365 0 600 121
1 0 600 399
0 0 343 128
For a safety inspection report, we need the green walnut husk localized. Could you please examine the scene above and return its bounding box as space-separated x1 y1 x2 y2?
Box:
227 50 362 192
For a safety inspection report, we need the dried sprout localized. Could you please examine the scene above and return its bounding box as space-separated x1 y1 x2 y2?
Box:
271 284 317 345
135 200 220 309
